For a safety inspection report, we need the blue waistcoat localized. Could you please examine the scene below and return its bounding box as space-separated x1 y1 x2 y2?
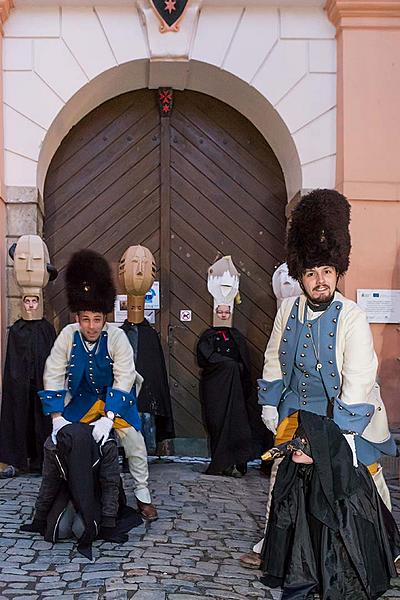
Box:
63 330 113 422
258 297 396 464
40 330 141 430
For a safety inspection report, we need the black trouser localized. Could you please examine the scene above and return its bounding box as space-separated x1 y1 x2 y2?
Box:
35 423 120 542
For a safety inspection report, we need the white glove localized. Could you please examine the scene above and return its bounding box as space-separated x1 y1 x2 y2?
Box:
261 405 279 435
343 433 358 468
51 416 71 444
91 416 113 446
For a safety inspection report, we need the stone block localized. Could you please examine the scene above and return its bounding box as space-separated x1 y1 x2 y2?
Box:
293 108 336 165
4 105 45 162
96 7 148 64
4 152 37 188
138 0 199 61
34 38 88 103
4 6 60 37
252 39 307 106
309 39 336 73
7 203 38 237
302 155 336 190
3 38 33 71
277 72 336 133
280 7 335 39
61 7 116 80
4 71 64 131
6 186 38 205
191 6 242 67
6 266 20 297
223 7 279 83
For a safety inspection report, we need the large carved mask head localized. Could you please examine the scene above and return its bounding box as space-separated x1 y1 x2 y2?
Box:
207 256 240 327
10 235 57 320
118 245 156 297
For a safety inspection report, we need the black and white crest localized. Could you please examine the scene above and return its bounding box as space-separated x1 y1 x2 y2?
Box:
149 0 189 32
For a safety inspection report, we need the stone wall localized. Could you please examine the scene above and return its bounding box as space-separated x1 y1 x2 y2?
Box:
5 186 42 326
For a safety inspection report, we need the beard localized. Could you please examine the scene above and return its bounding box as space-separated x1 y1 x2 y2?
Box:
300 284 336 309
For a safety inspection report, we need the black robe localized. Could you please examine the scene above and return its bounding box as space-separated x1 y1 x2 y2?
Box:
0 319 56 470
197 327 258 474
120 319 175 443
21 423 142 560
261 411 400 600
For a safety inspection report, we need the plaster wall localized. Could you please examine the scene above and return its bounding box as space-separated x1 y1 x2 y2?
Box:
347 201 400 427
331 11 400 425
3 4 337 198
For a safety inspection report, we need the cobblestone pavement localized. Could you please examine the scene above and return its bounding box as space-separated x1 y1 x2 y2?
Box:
1 460 400 599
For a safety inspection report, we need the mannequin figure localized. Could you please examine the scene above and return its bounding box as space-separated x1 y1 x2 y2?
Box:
197 256 257 476
0 235 57 476
119 245 175 452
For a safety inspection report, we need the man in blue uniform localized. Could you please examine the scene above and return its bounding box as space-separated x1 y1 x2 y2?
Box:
39 249 157 521
240 189 395 568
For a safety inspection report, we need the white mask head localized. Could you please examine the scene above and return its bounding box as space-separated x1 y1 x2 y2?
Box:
207 256 239 327
272 262 302 308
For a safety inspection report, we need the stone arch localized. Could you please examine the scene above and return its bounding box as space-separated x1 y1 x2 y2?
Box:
37 60 302 203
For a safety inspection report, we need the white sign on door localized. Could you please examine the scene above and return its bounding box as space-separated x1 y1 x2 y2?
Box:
180 309 192 322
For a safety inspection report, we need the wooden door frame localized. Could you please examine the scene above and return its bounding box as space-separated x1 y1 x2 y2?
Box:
159 88 173 373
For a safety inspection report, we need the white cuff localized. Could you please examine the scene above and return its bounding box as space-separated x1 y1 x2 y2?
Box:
134 487 151 504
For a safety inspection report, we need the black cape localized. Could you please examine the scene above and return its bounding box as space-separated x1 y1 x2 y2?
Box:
120 319 175 442
197 327 258 474
261 411 400 600
21 423 142 560
0 319 56 470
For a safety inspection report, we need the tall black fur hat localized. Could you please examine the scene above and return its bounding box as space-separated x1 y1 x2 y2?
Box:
66 249 116 313
287 189 351 281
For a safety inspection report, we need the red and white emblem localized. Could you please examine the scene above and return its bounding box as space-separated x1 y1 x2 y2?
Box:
149 0 190 32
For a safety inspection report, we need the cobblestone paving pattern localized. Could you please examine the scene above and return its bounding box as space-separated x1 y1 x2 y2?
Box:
0 460 400 599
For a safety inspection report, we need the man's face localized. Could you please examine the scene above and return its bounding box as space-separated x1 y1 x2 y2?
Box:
77 311 106 342
23 295 39 312
291 449 314 464
216 305 231 321
301 266 337 303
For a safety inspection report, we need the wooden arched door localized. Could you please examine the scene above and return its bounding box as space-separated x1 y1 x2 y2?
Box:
44 89 287 442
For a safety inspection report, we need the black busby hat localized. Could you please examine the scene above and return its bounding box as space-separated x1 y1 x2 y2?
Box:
286 189 351 281
66 249 116 314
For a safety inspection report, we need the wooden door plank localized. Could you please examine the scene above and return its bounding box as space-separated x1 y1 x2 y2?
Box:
171 235 275 334
159 106 171 373
170 169 283 271
172 108 286 210
176 91 282 174
46 127 160 231
173 96 285 191
171 198 279 318
48 90 155 174
171 130 285 242
46 106 159 208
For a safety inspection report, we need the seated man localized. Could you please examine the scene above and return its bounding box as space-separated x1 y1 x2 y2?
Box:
260 411 400 600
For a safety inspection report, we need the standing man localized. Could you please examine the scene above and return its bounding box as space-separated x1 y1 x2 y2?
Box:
39 249 157 521
240 188 396 568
